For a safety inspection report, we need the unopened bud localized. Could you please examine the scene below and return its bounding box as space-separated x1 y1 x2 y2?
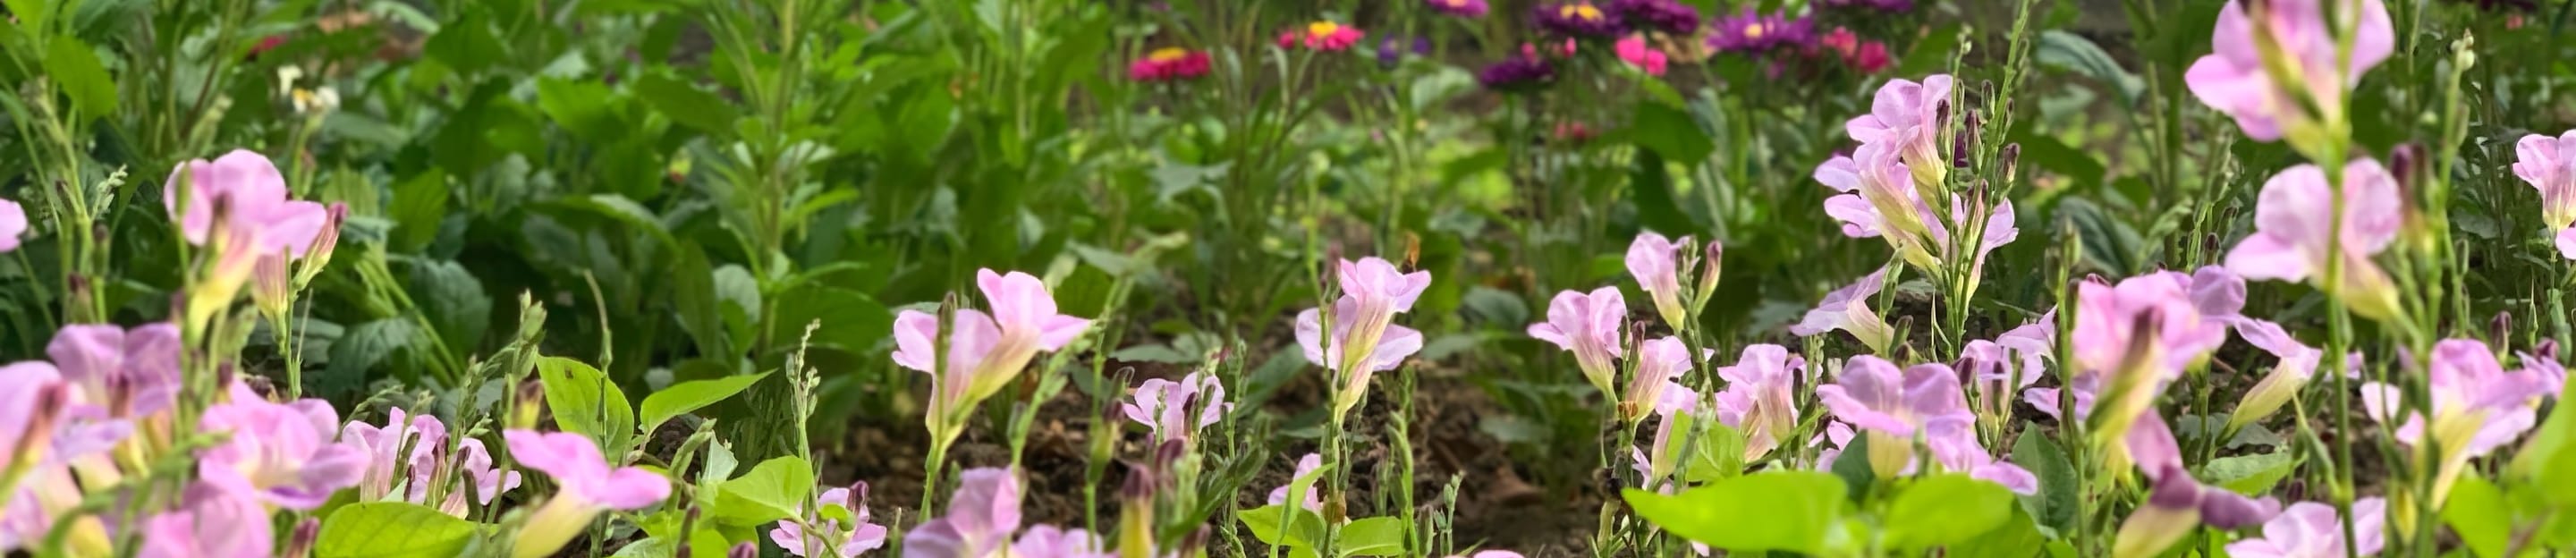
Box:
1999 143 2021 179
512 379 546 429
2537 339 2560 361
11 384 68 470
1954 112 1981 169
294 203 348 286
1155 438 1188 474
725 542 757 558
284 518 320 558
2492 311 2513 344
1121 464 1156 502
1693 241 1724 307
253 254 293 319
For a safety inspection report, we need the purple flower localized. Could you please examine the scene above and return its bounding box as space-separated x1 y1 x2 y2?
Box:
1428 0 1490 17
136 482 273 558
1713 344 1809 461
164 150 330 258
2184 0 2394 142
1705 9 1814 54
772 483 889 557
0 198 23 253
45 322 182 418
1529 287 1627 395
2364 339 2549 460
1789 269 1894 353
1011 525 1114 558
1121 371 1230 444
198 394 368 510
1267 453 1325 512
1627 232 1690 328
428 436 519 516
506 430 673 558
2224 159 2407 319
2116 463 2284 557
1533 2 1628 38
1817 0 1917 12
1608 0 1701 35
906 469 1023 558
1476 55 1556 92
2067 273 2230 444
1961 337 2044 427
2225 498 2388 558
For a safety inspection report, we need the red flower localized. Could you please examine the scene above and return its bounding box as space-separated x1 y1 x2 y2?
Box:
1129 47 1213 82
1278 21 1365 52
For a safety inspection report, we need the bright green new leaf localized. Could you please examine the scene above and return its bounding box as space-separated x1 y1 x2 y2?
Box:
1885 474 2017 550
44 37 115 120
2204 452 2298 495
537 356 635 452
2012 429 2079 535
713 456 815 527
640 373 771 435
1624 471 1846 554
2445 475 2511 558
1238 504 1330 549
315 503 479 558
1339 517 1409 556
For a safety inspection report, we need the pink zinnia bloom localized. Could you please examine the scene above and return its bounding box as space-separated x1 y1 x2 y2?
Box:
164 149 330 258
46 322 182 418
1128 47 1211 82
136 482 273 558
0 197 23 252
1428 0 1491 17
2225 498 2389 558
771 483 889 557
2224 159 2406 319
907 469 1023 558
1121 371 1230 444
1277 21 1363 52
1789 269 1894 353
1267 453 1325 512
2184 0 2394 141
198 393 368 510
1712 344 1808 461
1528 286 1627 395
1614 35 1668 76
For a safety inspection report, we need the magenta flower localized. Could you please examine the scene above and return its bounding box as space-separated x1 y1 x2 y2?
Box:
46 322 182 418
1011 525 1113 558
0 198 23 253
1428 0 1490 17
1846 74 1956 186
2515 131 2576 258
1267 453 1325 512
1127 48 1212 82
164 149 330 258
1529 287 1628 395
506 430 673 558
1121 371 1230 444
1705 9 1814 54
1625 232 1690 328
136 482 274 558
1277 21 1364 51
1534 2 1628 38
2183 0 2394 142
2224 498 2388 558
1817 356 1972 478
1614 35 1669 76
1608 0 1701 35
2226 160 2406 321
772 483 889 557
1790 269 1894 353
1476 55 1557 92
907 468 1024 558
1712 344 1809 461
198 395 367 510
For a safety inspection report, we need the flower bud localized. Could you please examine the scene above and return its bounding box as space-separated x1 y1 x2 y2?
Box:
2491 311 2512 345
1693 241 1724 312
253 253 292 320
725 542 757 558
1118 464 1157 558
2114 470 2204 558
293 203 348 286
1999 142 2021 179
284 518 321 558
512 379 547 430
1954 111 1980 169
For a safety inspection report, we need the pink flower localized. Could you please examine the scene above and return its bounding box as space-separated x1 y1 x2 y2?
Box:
1623 337 1696 423
907 469 1024 558
1846 74 1955 186
2561 228 2576 260
1926 421 2038 495
2224 159 2406 319
1011 525 1113 558
1335 257 1433 342
1961 337 2044 426
1121 371 1230 444
1625 232 1690 327
163 150 330 258
2116 462 2284 556
506 430 673 557
2067 273 2229 444
895 269 1091 421
1128 48 1212 82
979 269 1095 369
1816 145 2017 274
340 407 445 501
46 322 182 418
1817 356 1972 478
2363 339 2549 460
1713 344 1809 461
2224 498 2388 558
0 197 23 252
1278 21 1364 51
1528 287 1628 395
1789 269 1894 353
1428 0 1491 17
2183 0 2394 141
771 483 889 557
136 482 273 558
428 436 518 516
198 395 368 510
1267 453 1325 512
1614 36 1668 76
2514 131 2576 255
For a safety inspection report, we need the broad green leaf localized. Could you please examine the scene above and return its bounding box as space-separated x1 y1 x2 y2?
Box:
2012 430 2080 535
1679 419 1746 484
1885 474 2017 550
2204 452 2298 495
714 456 815 526
635 72 740 134
324 319 419 399
536 78 626 141
1627 149 1700 236
387 170 451 253
1339 517 1409 556
2034 30 2144 104
1951 502 2046 558
1894 24 1962 77
1829 433 1877 501
406 259 492 355
315 503 478 558
421 10 505 75
1624 471 1847 554
44 37 115 120
1629 101 1713 164
537 356 635 451
669 247 725 358
1237 504 1329 549
640 373 771 435
2445 475 2510 558
764 285 891 356
712 265 762 347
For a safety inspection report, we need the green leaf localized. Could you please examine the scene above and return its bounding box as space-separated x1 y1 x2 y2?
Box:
2059 198 2143 276
315 503 478 558
406 259 491 355
421 10 505 75
1339 517 1409 556
1894 24 1962 77
1885 474 2017 550
640 373 771 435
713 456 815 527
764 285 891 356
1624 471 1847 554
388 171 451 253
1628 149 1701 236
634 72 740 135
2012 430 2080 535
1238 504 1330 549
2034 30 2144 104
1951 504 2046 558
537 356 635 452
2203 452 2299 495
669 247 726 358
2445 475 2511 558
1679 419 1746 484
323 319 419 398
44 37 115 120
711 265 761 346
1829 433 1877 501
536 78 625 141
1629 101 1713 164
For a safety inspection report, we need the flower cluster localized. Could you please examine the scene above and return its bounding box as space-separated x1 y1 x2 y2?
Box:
2184 0 2394 154
1278 21 1365 52
1814 355 2039 493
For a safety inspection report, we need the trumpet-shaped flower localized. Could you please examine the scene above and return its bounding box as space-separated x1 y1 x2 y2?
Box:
2224 318 2359 432
2184 0 2394 143
1790 270 1894 353
772 483 889 557
1428 0 1490 17
1623 337 1696 423
0 198 22 252
977 270 1094 376
1267 453 1325 512
46 322 182 418
1961 337 2044 427
2224 498 2388 558
339 407 447 502
1925 421 2038 495
198 395 367 510
1010 526 1112 558
906 469 1024 558
1277 21 1364 51
2224 159 2406 319
1534 2 1627 38
164 150 330 258
1712 344 1807 461
1122 371 1230 444
505 430 672 558
1614 35 1669 76
1626 232 1690 328
1529 286 1627 395
136 482 273 558
1633 381 1704 488
1846 74 1955 188
2115 463 2284 558
428 437 519 516
1299 296 1426 416
895 270 1089 425
2070 272 2230 441
2532 131 2576 229
2362 339 2553 506
1817 356 1972 478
